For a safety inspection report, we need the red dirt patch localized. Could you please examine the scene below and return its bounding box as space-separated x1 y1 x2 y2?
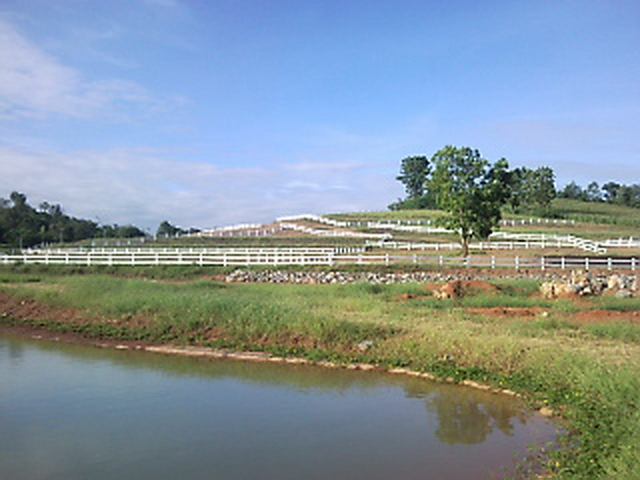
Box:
464 306 640 324
0 290 153 332
571 309 640 324
0 291 93 326
427 279 500 299
466 307 542 318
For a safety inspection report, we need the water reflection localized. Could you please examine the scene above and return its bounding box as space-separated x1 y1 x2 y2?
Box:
427 386 527 445
0 335 556 480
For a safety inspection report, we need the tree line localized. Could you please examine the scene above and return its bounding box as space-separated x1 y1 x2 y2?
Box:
0 192 146 249
558 181 640 207
392 152 640 213
389 145 638 255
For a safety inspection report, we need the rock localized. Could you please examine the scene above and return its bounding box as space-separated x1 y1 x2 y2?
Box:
539 406 554 418
608 274 623 290
540 281 557 299
615 289 633 298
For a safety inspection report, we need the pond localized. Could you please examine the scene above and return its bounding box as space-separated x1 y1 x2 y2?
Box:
0 336 557 479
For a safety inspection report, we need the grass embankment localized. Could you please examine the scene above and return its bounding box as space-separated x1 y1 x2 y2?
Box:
1 268 639 478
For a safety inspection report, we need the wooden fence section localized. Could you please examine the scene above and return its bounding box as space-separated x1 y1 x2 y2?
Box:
1 248 638 270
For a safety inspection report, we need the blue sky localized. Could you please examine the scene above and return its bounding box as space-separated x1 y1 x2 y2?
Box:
1 0 639 231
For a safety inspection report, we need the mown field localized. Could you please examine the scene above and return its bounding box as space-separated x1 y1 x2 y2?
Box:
1 265 639 479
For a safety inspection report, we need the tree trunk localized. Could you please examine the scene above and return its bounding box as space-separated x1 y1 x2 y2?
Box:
460 235 470 257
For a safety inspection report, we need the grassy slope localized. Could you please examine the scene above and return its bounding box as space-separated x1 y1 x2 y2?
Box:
1 270 639 479
327 200 640 244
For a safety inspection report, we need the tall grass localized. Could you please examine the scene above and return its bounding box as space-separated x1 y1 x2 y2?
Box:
35 276 397 352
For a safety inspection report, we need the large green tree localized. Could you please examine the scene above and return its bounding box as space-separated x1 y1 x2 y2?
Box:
428 146 511 256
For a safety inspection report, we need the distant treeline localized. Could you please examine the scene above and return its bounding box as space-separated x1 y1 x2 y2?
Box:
558 181 640 208
390 155 640 212
0 191 145 249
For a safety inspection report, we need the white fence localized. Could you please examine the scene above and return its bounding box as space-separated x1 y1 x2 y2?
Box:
191 224 279 237
3 247 338 267
368 234 618 253
499 218 576 227
599 237 640 248
490 232 606 253
369 239 573 251
1 248 638 270
278 223 391 240
278 214 576 229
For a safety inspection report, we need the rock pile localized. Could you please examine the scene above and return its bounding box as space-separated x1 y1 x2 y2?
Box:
225 269 638 299
224 269 639 291
540 271 637 299
225 269 456 284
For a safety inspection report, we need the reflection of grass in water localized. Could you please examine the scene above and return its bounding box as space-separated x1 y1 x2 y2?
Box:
3 272 639 479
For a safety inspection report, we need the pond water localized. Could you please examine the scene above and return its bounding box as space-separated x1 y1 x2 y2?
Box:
0 336 556 479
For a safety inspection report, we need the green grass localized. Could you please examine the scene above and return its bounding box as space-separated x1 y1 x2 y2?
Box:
1 272 639 478
550 198 640 230
591 295 640 312
327 209 445 222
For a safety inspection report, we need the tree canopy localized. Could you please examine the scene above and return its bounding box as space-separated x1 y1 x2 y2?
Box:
559 181 640 208
428 146 511 256
396 155 430 199
508 166 556 213
0 192 146 249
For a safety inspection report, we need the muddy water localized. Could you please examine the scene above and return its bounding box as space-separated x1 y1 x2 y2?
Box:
0 336 556 479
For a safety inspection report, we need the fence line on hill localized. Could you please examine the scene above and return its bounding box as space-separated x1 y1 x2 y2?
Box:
277 214 576 229
1 248 637 270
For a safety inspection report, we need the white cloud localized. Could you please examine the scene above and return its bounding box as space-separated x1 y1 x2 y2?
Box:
0 19 152 120
0 146 400 230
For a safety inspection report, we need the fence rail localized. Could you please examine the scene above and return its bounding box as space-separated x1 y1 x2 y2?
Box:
1 248 638 270
277 214 576 228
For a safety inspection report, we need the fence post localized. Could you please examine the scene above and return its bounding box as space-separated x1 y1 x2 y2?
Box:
607 257 612 271
541 256 545 271
515 256 520 271
585 257 590 271
439 255 444 267
632 258 636 271
561 257 566 269
491 256 495 269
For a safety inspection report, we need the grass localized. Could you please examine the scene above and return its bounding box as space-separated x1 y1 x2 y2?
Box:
1 269 639 478
551 198 640 225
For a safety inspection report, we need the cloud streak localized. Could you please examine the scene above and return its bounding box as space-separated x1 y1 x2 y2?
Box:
0 19 152 120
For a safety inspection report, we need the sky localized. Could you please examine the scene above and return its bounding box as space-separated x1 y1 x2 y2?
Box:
1 0 639 231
